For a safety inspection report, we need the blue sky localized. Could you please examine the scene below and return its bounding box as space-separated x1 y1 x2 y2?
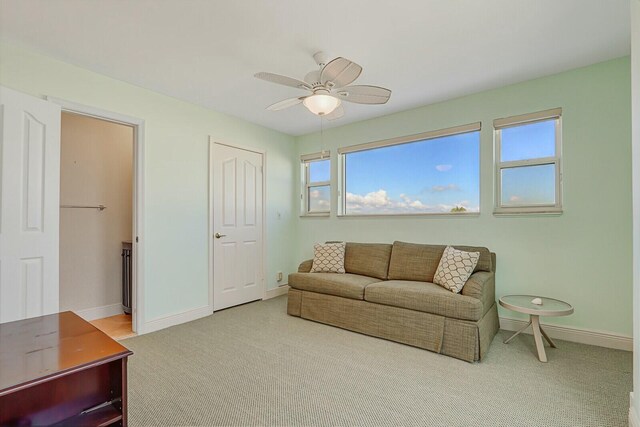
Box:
308 119 556 214
344 132 480 213
309 160 330 182
500 120 556 206
501 120 555 162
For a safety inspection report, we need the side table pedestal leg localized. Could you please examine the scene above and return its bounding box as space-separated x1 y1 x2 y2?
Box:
503 321 532 344
531 315 547 362
540 326 557 348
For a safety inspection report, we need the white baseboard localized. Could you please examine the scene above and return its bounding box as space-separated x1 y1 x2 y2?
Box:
264 284 289 300
142 305 212 334
74 303 123 321
630 396 640 427
142 286 289 335
499 317 632 351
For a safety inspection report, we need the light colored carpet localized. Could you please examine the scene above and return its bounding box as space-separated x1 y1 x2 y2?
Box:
123 296 631 426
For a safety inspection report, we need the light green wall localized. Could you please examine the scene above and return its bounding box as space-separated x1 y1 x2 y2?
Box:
1 42 631 337
630 0 640 416
0 43 299 322
295 57 632 336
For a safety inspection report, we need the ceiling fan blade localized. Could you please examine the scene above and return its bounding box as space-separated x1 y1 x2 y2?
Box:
267 96 306 111
325 104 344 121
335 85 391 104
320 57 362 88
255 72 312 90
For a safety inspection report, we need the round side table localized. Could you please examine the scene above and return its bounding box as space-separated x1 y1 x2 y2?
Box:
499 295 573 362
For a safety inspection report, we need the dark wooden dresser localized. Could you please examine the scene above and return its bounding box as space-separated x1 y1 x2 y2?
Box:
0 311 133 426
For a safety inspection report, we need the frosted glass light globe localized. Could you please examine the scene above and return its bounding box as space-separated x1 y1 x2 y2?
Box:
303 94 340 116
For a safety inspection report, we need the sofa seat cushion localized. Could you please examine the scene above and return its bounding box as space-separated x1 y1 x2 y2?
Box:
288 273 382 300
364 280 483 321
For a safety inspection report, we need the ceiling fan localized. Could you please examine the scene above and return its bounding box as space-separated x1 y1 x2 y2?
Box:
255 51 391 120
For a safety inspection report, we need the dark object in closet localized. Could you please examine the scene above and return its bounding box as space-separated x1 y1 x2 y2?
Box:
0 311 133 426
122 241 133 315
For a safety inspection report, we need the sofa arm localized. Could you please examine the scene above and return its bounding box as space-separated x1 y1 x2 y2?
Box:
461 271 495 315
298 259 313 273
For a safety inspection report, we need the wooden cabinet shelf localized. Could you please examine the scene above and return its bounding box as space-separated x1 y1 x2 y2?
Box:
52 402 122 427
0 312 133 426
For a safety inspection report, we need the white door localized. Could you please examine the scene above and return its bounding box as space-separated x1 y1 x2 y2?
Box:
0 86 61 323
211 142 263 311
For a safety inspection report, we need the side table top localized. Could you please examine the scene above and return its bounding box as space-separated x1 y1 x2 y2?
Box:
0 311 132 394
499 294 574 317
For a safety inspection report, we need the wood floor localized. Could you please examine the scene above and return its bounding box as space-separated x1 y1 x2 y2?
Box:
90 314 135 340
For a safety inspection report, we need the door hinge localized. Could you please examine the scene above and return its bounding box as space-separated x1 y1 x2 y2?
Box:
136 236 139 243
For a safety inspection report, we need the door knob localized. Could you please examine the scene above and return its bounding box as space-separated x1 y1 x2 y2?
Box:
215 233 227 239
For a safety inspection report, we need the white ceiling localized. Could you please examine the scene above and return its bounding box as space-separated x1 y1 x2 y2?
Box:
0 0 631 136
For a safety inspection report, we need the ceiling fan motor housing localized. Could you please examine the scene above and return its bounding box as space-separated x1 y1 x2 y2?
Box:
304 70 322 87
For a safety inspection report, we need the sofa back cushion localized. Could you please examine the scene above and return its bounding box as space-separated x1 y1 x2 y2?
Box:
344 243 393 280
388 241 492 282
455 245 492 273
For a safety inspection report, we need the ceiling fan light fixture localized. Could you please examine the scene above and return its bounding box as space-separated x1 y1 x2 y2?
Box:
255 53 391 120
303 93 341 116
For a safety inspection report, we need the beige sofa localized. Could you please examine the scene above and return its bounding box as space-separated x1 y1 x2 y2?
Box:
287 241 499 362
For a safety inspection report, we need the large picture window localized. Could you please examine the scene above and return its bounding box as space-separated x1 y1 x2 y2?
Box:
301 152 330 215
337 123 480 216
494 108 562 214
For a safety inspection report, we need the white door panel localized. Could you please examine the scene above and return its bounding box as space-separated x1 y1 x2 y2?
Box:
0 86 61 323
212 143 263 311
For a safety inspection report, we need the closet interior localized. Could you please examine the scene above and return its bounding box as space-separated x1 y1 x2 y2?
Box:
59 111 135 340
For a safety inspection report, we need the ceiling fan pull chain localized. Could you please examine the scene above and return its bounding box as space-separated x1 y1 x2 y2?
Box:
320 116 326 159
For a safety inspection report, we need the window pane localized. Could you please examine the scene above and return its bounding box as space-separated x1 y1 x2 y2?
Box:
344 132 480 215
309 159 330 183
501 120 556 162
501 164 556 206
308 185 330 212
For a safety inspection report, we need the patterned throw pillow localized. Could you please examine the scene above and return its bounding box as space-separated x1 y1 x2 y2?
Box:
310 242 346 274
433 246 480 293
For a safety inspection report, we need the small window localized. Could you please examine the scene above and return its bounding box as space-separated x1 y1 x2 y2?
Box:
494 108 562 214
301 152 331 216
337 123 481 216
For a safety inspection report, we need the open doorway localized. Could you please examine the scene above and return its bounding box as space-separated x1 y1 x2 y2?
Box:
59 111 136 340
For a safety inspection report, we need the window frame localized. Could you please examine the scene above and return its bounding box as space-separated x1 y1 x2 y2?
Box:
336 122 482 217
493 108 563 215
301 151 331 217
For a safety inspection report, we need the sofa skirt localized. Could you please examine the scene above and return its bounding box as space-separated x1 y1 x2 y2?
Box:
287 288 499 363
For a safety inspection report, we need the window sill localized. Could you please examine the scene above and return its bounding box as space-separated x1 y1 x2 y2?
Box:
300 213 330 218
493 208 563 216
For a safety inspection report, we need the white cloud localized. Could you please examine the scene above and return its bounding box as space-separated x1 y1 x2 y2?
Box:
346 189 393 209
431 184 460 192
509 195 522 202
435 164 452 172
309 189 330 209
345 189 478 214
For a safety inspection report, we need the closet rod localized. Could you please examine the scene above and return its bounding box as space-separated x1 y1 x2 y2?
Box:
60 204 107 211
